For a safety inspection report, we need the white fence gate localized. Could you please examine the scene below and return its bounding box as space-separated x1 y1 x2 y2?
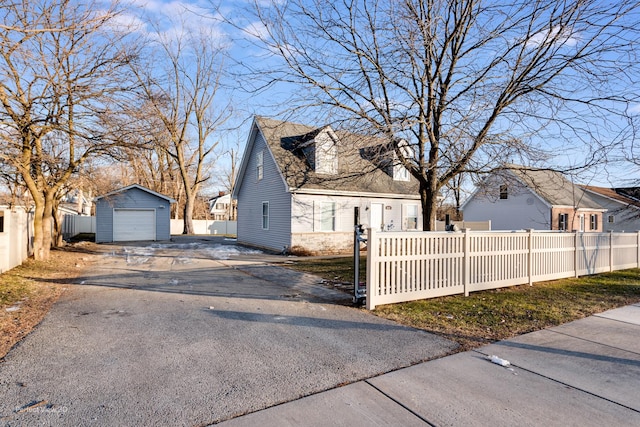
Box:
0 209 33 273
365 229 640 310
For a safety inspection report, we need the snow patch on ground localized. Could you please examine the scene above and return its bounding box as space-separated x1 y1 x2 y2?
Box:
203 245 263 260
107 242 264 261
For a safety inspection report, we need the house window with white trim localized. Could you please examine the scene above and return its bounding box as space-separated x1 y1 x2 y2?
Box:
404 204 418 230
590 214 598 231
320 202 336 231
559 213 568 231
262 202 269 229
256 150 264 181
499 185 508 199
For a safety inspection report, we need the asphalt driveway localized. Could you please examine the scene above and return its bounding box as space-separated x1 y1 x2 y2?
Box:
0 238 457 426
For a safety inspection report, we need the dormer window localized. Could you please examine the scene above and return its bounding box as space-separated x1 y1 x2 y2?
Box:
315 137 338 174
393 163 410 181
302 128 338 175
499 185 508 199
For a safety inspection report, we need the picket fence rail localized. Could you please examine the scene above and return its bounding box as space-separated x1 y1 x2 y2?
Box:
365 228 640 310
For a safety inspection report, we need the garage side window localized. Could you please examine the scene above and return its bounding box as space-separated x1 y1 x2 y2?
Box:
262 202 269 230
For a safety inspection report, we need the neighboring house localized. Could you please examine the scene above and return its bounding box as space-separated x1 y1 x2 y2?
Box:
233 116 422 254
462 166 606 231
208 192 236 220
95 184 176 243
581 186 640 232
60 189 92 216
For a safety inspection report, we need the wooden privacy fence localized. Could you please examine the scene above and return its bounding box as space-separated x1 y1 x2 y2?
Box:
365 229 640 310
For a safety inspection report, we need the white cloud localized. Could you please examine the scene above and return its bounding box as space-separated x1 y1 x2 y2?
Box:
243 21 270 40
105 11 147 33
120 0 227 48
526 26 579 48
627 103 640 115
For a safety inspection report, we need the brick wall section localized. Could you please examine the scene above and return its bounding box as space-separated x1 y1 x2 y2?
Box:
551 207 603 232
291 232 353 255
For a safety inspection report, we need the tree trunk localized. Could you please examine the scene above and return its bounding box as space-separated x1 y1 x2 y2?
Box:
420 185 438 231
32 201 45 261
182 196 194 234
420 166 440 231
53 209 64 247
41 194 56 260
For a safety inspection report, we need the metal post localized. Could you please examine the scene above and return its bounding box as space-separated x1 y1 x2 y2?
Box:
353 207 366 305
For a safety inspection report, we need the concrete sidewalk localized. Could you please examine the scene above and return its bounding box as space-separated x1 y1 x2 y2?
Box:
217 303 640 426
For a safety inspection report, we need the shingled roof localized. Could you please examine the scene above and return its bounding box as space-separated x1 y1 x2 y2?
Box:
582 185 640 208
506 166 603 209
254 116 419 196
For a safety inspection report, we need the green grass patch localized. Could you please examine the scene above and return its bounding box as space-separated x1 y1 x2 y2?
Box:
282 256 640 350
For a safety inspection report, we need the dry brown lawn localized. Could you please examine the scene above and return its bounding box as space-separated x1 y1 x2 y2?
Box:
0 243 100 358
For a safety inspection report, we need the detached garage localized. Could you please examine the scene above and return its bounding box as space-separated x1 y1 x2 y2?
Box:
95 184 176 243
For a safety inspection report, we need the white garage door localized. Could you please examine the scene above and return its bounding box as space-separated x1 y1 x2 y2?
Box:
113 209 156 241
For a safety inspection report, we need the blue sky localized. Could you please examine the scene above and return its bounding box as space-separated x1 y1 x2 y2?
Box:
112 0 640 191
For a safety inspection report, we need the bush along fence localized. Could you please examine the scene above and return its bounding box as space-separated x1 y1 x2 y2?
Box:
365 228 640 310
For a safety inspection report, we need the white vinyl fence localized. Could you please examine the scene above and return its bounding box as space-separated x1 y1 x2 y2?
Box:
62 214 96 239
365 229 640 310
170 219 237 236
62 216 237 239
0 209 33 273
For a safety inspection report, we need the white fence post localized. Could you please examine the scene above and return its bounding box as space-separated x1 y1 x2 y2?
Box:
528 229 534 286
609 230 614 272
366 228 377 310
574 232 579 278
463 228 471 297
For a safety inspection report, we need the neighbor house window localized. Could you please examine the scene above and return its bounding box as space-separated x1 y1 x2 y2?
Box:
256 150 264 181
320 202 336 231
590 214 598 231
0 212 4 233
608 215 615 223
262 202 269 229
393 164 410 181
404 204 418 230
499 185 508 199
559 213 568 231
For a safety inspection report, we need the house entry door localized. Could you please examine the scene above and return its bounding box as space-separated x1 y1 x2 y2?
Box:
370 203 384 231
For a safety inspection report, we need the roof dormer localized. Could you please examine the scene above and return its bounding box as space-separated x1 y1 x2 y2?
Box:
300 126 338 175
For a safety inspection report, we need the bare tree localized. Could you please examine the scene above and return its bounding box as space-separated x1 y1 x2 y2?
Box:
0 0 139 259
237 0 640 230
132 23 231 234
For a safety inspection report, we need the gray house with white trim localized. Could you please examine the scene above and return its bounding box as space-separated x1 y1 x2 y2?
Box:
95 184 176 243
462 166 606 232
581 186 640 232
233 116 423 254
